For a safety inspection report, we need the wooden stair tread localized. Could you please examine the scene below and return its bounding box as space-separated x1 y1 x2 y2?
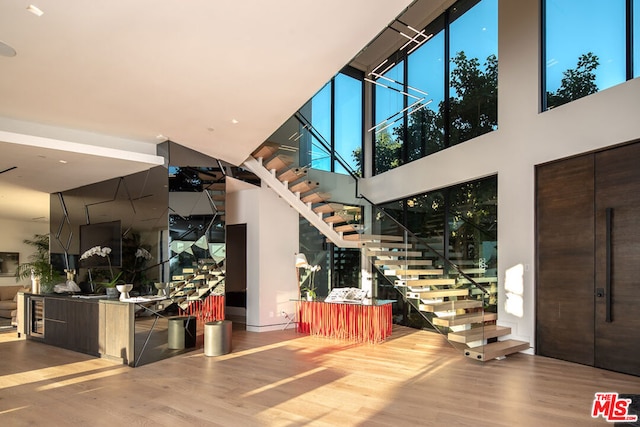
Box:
464 340 530 361
264 155 294 172
252 142 280 159
432 312 497 327
335 224 357 233
313 203 343 214
367 250 422 257
385 269 443 276
408 289 469 299
301 192 331 203
447 325 511 343
375 259 432 266
458 277 498 284
324 214 354 224
301 192 331 204
289 180 319 194
402 278 456 292
420 299 483 313
364 242 412 249
278 167 308 183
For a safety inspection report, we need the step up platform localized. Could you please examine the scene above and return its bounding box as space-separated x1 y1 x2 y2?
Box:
464 339 530 361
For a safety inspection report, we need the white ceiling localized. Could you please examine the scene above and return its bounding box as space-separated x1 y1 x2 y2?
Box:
0 0 450 222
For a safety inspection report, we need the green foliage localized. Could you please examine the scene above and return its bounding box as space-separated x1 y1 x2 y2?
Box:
356 51 498 175
449 52 498 145
352 129 401 175
15 234 62 290
546 52 599 109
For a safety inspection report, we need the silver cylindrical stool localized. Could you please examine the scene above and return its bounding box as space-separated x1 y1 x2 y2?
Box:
204 320 232 356
168 316 196 350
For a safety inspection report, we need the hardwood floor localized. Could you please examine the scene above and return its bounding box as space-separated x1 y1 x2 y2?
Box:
1 323 639 426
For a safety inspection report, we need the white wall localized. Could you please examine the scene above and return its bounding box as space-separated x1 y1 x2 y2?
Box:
359 0 640 351
0 218 49 288
226 177 299 332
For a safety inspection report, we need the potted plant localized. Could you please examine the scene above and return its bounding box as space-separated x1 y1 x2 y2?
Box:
15 234 62 293
80 246 123 296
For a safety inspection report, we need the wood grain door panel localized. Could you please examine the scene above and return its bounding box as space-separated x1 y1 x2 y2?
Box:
536 155 595 366
594 143 640 376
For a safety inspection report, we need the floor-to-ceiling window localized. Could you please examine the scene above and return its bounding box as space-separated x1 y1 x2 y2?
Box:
543 0 637 110
372 0 498 175
301 67 363 175
378 175 498 326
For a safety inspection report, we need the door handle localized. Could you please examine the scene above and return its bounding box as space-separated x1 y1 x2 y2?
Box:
605 208 612 322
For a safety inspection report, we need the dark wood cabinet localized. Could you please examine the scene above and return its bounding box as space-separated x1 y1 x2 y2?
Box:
25 294 100 356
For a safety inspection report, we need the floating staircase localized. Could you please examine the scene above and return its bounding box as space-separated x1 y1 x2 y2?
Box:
243 141 529 361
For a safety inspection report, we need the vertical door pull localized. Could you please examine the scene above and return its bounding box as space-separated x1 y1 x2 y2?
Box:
605 208 612 323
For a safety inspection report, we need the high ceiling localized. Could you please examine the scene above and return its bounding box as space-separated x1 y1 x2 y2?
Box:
0 0 451 222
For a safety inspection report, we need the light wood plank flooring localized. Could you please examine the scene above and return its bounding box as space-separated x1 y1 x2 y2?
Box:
1 323 639 426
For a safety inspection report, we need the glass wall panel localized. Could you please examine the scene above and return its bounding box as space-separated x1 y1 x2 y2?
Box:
374 60 405 174
407 23 446 161
371 0 498 175
334 73 363 174
407 192 446 258
544 0 626 109
449 0 498 146
447 179 497 270
310 83 332 171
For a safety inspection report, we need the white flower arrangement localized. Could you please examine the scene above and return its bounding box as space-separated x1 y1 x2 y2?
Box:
80 246 112 260
80 246 121 288
135 248 153 260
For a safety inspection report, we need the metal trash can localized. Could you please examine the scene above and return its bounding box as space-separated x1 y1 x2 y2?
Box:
168 316 196 350
204 320 232 356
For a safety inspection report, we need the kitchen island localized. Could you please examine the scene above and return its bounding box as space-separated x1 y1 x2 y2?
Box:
20 293 177 366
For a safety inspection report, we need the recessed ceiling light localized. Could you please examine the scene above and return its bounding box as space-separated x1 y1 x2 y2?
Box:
27 5 44 16
59 160 67 164
231 119 239 124
0 40 16 57
156 134 167 140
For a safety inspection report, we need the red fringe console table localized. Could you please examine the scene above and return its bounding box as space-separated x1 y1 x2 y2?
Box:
179 294 225 323
296 300 394 343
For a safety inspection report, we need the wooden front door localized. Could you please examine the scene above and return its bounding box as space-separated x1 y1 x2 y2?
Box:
536 142 640 376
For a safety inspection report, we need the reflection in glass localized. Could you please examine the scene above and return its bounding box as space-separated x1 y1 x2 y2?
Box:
374 60 404 174
407 23 445 161
449 0 498 146
334 73 363 174
309 83 331 171
544 0 626 109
